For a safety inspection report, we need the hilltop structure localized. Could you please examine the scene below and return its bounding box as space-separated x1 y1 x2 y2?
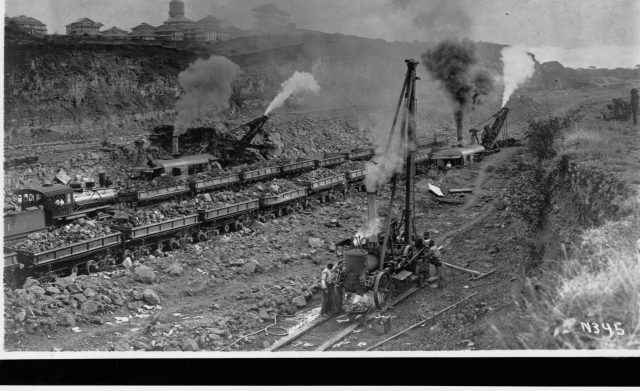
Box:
10 15 47 37
154 0 233 41
66 17 103 36
102 26 129 39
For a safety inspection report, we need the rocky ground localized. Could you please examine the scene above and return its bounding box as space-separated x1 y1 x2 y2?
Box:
3 145 526 352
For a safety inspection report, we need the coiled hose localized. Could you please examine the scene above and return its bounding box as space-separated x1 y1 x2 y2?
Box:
217 313 294 351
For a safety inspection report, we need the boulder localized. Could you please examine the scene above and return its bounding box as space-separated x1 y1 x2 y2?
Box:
240 261 257 274
81 300 101 315
163 263 183 277
67 283 82 294
181 339 199 351
83 288 97 297
72 293 87 303
292 295 307 308
54 276 74 289
308 237 324 248
14 310 27 323
57 312 76 327
258 309 272 321
45 286 61 295
142 289 161 305
110 293 125 306
27 285 46 296
122 257 133 269
134 266 156 284
23 277 40 289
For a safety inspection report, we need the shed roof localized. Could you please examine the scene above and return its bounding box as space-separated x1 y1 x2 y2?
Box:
12 15 46 26
66 17 103 28
152 154 218 170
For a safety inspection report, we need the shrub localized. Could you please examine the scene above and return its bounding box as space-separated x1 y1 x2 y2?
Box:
603 98 631 121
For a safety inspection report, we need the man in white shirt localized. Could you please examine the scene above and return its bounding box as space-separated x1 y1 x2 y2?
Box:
320 263 335 316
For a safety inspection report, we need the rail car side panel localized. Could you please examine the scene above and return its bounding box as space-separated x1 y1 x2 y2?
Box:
12 233 121 266
241 166 282 182
200 199 260 221
261 188 308 206
136 184 190 201
281 160 315 174
300 174 347 192
110 214 200 241
192 174 241 191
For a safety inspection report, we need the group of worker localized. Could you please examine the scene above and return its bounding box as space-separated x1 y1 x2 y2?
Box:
319 231 444 317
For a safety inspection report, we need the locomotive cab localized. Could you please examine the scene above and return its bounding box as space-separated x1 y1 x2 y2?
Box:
15 185 75 226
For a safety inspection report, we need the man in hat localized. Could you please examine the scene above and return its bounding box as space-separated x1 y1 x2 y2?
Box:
320 262 335 316
631 88 638 126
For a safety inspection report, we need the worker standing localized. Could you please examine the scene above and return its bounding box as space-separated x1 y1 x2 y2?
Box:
320 262 335 316
331 264 343 314
631 88 639 126
469 128 480 144
427 239 444 288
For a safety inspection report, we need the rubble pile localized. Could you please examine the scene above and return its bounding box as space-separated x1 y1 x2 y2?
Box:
195 191 254 210
111 205 195 228
241 178 302 197
13 220 113 253
4 273 130 334
191 166 237 180
297 168 338 182
338 160 366 171
234 157 293 172
136 175 183 190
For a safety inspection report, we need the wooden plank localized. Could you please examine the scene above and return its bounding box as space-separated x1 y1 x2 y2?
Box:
315 323 360 351
433 197 465 204
449 188 473 194
264 314 333 352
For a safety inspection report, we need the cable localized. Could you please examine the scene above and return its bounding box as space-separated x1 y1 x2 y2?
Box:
216 313 294 351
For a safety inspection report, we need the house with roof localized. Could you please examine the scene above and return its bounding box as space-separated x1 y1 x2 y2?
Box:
252 3 292 31
66 17 103 36
101 26 129 39
130 23 156 40
10 15 47 36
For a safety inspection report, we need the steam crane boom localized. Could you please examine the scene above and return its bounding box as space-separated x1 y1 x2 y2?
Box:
224 115 272 160
481 107 509 150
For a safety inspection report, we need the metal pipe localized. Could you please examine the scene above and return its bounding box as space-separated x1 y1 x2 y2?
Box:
404 59 419 244
172 136 179 156
366 192 377 243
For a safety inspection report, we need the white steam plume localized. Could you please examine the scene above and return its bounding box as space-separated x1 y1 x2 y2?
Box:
174 55 242 136
265 71 320 115
501 46 535 107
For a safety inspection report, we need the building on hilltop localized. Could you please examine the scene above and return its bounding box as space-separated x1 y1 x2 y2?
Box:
102 26 129 39
130 23 156 40
66 17 103 36
252 3 293 32
154 0 235 42
155 24 185 41
10 15 47 36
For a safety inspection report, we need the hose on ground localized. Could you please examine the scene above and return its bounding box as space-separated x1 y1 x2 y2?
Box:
216 313 294 351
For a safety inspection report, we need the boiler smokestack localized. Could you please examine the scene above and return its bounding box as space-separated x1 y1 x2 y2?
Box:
172 136 180 156
367 192 377 242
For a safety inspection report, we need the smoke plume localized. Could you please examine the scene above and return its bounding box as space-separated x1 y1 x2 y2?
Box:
264 71 320 115
421 38 494 144
500 46 536 107
364 109 407 193
174 56 242 136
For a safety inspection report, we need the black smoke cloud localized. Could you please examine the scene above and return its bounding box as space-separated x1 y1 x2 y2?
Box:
421 38 494 143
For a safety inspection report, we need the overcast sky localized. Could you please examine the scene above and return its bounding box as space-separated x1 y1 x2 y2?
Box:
4 0 640 68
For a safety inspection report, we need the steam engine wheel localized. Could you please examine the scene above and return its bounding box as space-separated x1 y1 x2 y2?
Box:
373 271 392 310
